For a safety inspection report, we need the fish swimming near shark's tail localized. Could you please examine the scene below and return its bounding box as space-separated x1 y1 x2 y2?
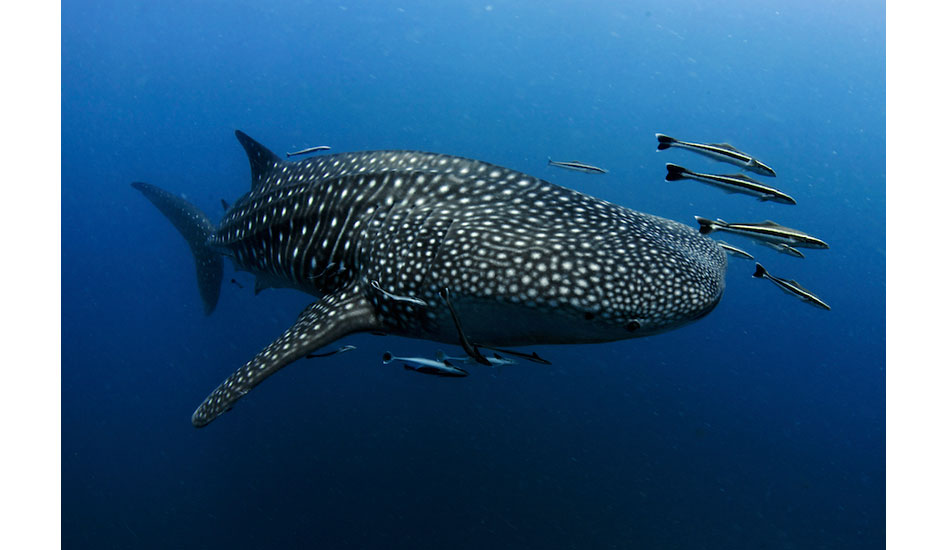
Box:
131 182 223 315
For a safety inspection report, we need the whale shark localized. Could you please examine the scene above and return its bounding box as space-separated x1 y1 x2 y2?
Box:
133 131 728 427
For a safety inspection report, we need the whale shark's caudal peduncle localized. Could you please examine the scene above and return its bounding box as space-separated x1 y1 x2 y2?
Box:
133 130 728 427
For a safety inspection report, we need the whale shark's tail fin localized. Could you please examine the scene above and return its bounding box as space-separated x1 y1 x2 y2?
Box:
132 181 223 315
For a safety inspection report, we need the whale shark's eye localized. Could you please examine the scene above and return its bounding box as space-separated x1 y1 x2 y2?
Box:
625 321 641 332
584 312 595 320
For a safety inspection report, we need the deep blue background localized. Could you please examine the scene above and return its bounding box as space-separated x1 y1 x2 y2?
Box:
62 1 884 548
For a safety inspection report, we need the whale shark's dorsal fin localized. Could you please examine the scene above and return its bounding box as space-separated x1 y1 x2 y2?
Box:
190 283 381 427
235 130 283 191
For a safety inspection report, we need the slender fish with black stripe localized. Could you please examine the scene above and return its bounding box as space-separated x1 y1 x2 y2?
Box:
435 350 517 367
548 158 608 174
665 163 795 205
758 241 806 259
286 145 331 158
382 352 469 377
695 217 828 249
753 263 830 310
656 133 776 177
305 344 357 359
716 241 754 260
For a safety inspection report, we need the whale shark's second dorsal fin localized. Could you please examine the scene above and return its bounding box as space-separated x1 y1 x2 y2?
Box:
235 130 283 191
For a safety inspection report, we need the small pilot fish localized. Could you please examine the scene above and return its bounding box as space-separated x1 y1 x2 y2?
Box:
548 158 608 174
286 145 331 158
716 241 754 260
435 350 517 367
382 352 469 377
753 263 830 310
656 133 776 177
665 164 795 205
306 345 357 359
371 280 429 307
475 346 552 365
695 217 828 249
758 241 806 259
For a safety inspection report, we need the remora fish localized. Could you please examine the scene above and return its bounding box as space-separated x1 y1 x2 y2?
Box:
665 163 795 205
548 158 608 174
370 279 428 306
753 263 830 310
382 352 468 377
758 241 805 259
695 217 828 249
716 241 754 260
133 130 727 427
286 145 331 157
306 344 357 359
656 133 776 177
435 350 517 367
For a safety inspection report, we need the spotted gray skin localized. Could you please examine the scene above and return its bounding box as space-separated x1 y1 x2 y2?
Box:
133 130 727 427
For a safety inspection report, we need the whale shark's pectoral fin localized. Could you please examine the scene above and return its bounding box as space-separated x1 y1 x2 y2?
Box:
191 285 379 427
439 288 491 366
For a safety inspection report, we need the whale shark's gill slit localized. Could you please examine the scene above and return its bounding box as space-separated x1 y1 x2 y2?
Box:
427 218 456 276
295 212 321 285
354 204 386 275
397 208 435 262
326 201 358 268
378 206 437 295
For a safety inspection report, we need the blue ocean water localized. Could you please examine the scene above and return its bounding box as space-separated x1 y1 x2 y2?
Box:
61 1 885 548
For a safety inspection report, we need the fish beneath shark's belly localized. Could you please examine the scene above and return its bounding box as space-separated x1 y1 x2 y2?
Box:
133 130 727 427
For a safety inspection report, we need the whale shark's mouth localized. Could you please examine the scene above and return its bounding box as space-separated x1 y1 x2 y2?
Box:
690 290 723 322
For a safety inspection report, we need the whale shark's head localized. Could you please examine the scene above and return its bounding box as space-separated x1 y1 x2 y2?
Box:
605 212 728 337
411 192 729 346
